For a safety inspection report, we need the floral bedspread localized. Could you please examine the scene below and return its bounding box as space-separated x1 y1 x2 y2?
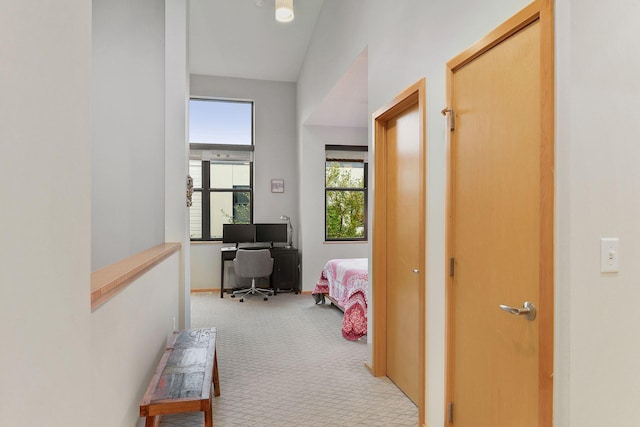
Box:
312 258 368 341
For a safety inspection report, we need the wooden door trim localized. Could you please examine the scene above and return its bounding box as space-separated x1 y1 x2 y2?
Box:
447 1 541 71
444 1 554 425
372 78 426 425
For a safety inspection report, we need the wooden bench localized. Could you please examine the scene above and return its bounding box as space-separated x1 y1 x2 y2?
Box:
140 328 221 427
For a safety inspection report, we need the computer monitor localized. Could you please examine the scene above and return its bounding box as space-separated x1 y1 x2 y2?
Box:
255 223 288 244
222 224 256 244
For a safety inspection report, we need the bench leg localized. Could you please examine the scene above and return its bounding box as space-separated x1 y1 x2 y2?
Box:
145 416 159 427
204 407 213 427
213 351 221 397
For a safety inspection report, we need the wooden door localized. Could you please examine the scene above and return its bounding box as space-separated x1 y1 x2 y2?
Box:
386 102 421 404
446 3 554 426
373 79 426 424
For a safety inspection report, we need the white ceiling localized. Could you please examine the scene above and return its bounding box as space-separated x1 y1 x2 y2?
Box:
304 50 369 128
189 0 368 128
189 0 325 82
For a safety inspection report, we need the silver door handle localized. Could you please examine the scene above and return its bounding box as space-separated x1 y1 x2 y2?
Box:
499 301 536 321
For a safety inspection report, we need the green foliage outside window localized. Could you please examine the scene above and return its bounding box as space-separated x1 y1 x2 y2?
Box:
221 192 251 224
325 161 367 240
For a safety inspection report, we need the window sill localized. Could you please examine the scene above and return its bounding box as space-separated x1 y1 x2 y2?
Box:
91 242 181 311
323 240 368 244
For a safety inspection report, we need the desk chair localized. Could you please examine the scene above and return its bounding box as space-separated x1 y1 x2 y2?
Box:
231 249 274 302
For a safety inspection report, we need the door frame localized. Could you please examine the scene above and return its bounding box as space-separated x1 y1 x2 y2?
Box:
372 79 427 425
444 1 554 425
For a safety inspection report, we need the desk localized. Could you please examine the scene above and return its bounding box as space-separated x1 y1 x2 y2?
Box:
220 246 299 298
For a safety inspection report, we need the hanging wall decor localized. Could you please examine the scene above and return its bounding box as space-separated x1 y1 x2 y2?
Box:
186 175 194 207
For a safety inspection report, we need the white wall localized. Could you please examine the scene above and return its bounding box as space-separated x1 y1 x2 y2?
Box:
165 0 191 328
557 0 640 425
92 0 166 270
90 1 187 423
189 75 298 289
297 1 543 426
0 1 92 425
299 126 369 292
5 1 640 425
0 1 186 425
92 254 179 427
299 0 640 425
554 1 572 424
89 4 185 424
191 242 221 289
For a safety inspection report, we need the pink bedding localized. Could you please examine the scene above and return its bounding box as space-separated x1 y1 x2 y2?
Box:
312 258 368 341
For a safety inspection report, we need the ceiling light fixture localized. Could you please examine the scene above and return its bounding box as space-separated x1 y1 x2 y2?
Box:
275 0 294 23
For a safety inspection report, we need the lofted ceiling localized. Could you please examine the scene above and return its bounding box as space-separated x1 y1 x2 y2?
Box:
189 0 325 82
189 0 367 128
304 50 368 128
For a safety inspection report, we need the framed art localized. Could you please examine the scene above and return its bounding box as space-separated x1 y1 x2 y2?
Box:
271 179 285 193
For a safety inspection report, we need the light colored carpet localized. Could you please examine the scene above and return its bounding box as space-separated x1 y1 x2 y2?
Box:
159 291 417 427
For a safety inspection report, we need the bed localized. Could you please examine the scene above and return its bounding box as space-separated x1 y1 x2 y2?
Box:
312 258 368 341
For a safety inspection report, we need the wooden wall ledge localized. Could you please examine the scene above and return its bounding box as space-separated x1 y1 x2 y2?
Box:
91 242 181 311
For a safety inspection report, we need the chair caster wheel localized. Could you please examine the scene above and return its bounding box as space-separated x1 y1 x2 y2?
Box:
239 298 244 302
264 297 268 301
231 295 235 298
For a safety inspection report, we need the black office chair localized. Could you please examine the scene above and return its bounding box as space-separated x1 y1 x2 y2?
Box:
231 249 274 302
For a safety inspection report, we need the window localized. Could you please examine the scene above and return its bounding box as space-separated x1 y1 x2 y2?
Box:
325 145 368 241
189 98 252 146
189 99 254 240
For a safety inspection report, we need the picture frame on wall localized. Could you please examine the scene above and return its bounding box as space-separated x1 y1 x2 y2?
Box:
271 179 284 193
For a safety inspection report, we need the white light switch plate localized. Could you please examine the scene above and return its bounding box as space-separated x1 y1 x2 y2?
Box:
600 237 619 273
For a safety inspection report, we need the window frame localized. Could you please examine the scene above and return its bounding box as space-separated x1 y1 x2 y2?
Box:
189 97 255 241
190 160 254 241
324 145 369 242
189 97 254 146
